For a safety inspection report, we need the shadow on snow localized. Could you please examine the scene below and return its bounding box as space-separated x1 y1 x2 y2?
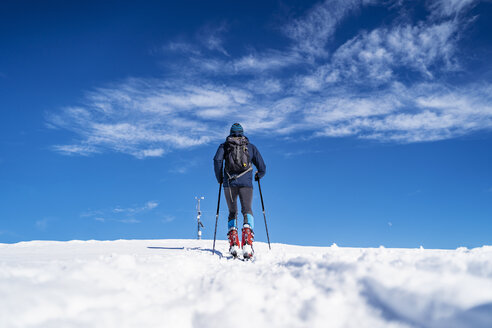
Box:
147 246 224 258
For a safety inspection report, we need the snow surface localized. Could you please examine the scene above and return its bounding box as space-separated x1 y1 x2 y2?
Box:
1 239 492 328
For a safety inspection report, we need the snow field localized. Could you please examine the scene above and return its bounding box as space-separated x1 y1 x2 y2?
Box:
1 239 492 328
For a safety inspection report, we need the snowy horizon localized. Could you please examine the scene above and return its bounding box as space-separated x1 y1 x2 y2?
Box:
2 239 492 327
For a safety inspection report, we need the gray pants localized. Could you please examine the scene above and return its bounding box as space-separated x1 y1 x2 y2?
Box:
224 187 254 231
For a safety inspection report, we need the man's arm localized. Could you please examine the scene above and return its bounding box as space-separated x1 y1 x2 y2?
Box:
251 144 266 179
213 144 225 183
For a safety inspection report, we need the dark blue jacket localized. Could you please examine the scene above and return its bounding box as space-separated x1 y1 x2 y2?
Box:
213 136 266 188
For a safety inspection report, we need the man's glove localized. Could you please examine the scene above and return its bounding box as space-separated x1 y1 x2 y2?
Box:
254 172 260 181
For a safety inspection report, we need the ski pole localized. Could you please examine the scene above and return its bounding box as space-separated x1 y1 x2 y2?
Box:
257 177 271 250
212 182 222 256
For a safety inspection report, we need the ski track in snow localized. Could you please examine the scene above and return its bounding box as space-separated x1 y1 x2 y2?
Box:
1 240 492 328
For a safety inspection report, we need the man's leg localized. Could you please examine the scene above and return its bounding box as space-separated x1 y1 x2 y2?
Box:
224 186 239 231
238 187 254 230
238 187 255 258
224 186 241 256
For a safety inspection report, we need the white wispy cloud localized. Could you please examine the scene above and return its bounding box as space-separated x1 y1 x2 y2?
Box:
198 23 230 56
162 215 175 223
169 159 200 174
428 0 480 18
165 23 231 58
52 144 99 156
113 201 159 214
309 82 492 142
185 50 304 75
232 51 303 73
81 201 159 224
300 20 460 88
47 80 248 157
245 78 283 94
48 0 492 157
146 201 159 210
166 41 201 55
283 0 379 58
118 218 140 224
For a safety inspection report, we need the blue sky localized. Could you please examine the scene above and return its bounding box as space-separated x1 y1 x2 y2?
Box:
1 0 491 248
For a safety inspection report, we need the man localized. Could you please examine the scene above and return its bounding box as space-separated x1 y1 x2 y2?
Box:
213 123 266 259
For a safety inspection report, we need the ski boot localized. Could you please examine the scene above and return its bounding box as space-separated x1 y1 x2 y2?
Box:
242 224 254 259
228 228 241 258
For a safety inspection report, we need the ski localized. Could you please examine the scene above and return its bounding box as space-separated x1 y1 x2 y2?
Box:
225 254 245 261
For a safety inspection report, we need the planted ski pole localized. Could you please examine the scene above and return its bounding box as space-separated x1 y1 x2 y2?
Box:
212 182 222 256
257 174 271 250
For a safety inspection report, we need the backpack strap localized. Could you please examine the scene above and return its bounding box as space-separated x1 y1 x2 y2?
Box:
225 165 253 182
225 165 253 202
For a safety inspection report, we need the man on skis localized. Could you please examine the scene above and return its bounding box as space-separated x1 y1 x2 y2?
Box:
213 123 266 259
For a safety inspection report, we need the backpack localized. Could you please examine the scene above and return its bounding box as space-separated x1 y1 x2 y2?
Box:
224 136 251 174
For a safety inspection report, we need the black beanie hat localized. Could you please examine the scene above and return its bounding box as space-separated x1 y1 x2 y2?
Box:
230 123 244 136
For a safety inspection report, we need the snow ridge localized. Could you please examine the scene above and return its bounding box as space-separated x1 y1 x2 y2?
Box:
1 239 492 328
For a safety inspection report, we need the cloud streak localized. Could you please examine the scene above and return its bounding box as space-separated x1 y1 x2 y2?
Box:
113 201 159 214
428 0 480 18
283 0 379 58
48 0 492 158
82 201 160 223
303 20 461 88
